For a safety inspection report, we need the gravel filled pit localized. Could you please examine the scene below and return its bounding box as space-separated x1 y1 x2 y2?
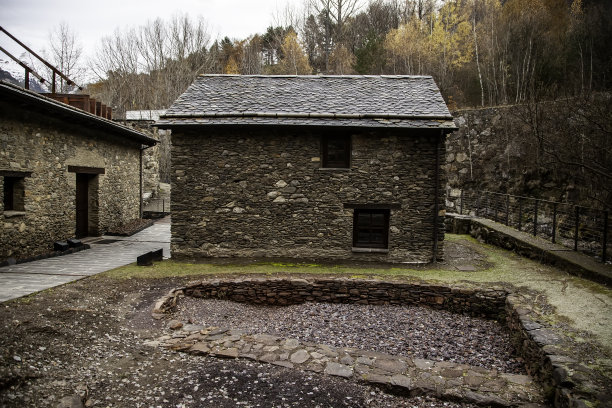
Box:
175 298 525 374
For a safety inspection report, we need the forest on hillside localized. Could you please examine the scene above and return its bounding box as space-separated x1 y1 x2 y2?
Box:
36 0 608 208
78 0 612 112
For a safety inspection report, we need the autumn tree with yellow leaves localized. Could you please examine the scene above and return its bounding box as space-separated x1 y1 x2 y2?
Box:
268 31 313 75
89 0 612 110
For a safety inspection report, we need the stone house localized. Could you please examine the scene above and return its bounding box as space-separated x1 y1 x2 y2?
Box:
157 75 455 263
0 81 157 262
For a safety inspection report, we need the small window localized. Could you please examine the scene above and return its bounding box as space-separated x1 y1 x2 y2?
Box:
3 176 25 211
322 135 351 168
353 209 390 249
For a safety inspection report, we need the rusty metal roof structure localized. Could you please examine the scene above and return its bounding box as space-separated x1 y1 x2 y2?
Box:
0 80 157 146
1 26 116 121
156 75 456 131
0 25 82 93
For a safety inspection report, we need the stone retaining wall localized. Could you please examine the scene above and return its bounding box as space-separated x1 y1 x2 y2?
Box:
169 277 507 320
445 214 612 287
504 294 610 407
445 105 581 212
153 277 609 407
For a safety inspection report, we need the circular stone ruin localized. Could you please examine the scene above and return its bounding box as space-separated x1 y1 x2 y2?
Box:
151 277 598 407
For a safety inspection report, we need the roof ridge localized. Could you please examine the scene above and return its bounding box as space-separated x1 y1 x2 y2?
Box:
196 74 433 79
161 112 453 120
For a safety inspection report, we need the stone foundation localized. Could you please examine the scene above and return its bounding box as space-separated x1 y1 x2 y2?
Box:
153 277 610 407
157 277 506 319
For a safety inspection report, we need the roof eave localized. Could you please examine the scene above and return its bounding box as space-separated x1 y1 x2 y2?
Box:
0 81 157 146
155 120 457 132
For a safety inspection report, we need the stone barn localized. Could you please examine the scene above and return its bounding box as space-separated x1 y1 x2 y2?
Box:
157 75 455 263
0 81 157 263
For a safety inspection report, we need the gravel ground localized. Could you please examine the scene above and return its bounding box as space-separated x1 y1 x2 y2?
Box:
175 298 525 374
0 277 479 407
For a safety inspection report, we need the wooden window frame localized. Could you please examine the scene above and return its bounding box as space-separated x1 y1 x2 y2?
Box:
352 208 390 249
321 135 351 168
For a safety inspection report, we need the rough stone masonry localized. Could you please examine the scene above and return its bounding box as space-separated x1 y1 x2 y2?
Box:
0 83 155 262
171 127 446 263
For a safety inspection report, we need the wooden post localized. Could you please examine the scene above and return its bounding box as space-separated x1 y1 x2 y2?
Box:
602 211 608 263
574 206 580 251
518 199 522 231
533 199 538 237
552 203 557 243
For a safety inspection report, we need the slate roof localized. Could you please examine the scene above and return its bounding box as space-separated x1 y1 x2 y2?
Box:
0 81 157 146
156 75 455 131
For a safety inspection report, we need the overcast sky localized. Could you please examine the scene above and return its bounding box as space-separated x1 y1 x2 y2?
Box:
1 0 302 75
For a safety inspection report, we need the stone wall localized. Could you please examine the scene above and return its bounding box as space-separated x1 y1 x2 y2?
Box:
171 128 446 263
0 100 143 262
157 278 506 319
444 102 608 211
504 294 609 407
121 120 171 201
153 279 544 405
155 277 610 407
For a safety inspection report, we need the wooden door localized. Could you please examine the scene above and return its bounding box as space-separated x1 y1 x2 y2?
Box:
76 173 89 238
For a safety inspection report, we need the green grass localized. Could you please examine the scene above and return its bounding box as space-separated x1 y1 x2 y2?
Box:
100 234 497 284
100 259 428 280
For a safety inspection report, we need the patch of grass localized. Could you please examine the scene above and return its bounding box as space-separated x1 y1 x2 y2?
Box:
10 286 56 304
98 234 609 294
102 259 439 281
100 235 494 285
263 262 323 268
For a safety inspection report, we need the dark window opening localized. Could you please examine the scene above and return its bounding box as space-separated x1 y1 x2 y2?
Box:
353 209 390 248
322 135 351 168
3 177 25 211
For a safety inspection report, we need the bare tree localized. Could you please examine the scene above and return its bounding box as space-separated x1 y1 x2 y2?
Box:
309 0 363 71
90 13 211 113
46 22 84 92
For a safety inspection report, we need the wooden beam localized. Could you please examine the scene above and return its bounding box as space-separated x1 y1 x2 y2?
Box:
67 166 105 174
0 170 33 177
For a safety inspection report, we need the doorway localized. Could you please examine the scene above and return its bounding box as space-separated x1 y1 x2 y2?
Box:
75 172 100 238
75 173 90 238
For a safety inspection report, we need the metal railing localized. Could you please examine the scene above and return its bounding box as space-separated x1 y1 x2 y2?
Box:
0 26 83 93
143 198 170 217
456 190 610 263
